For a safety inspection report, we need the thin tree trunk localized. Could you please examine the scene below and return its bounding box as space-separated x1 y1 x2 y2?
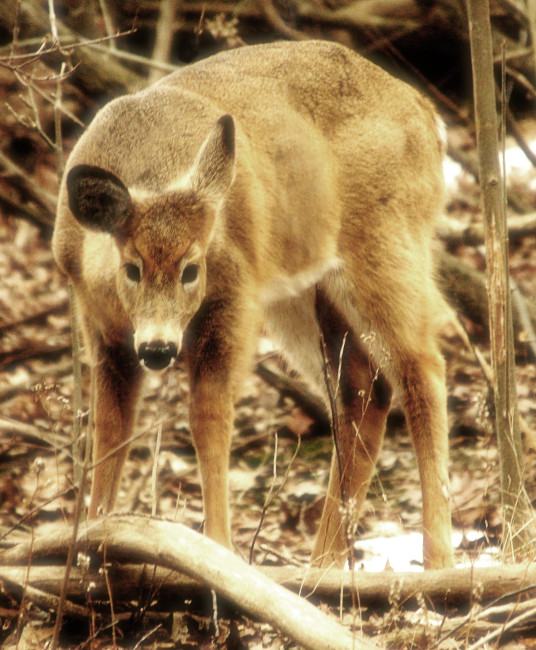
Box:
467 0 536 560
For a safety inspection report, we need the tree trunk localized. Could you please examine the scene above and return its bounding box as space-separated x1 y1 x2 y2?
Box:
467 0 536 560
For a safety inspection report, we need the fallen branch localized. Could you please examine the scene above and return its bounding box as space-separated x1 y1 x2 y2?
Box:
1 514 372 650
255 359 330 431
0 572 90 619
3 556 536 610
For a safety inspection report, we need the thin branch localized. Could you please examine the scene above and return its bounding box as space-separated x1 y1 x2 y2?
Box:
98 0 117 50
467 603 536 649
0 0 142 91
505 65 536 98
506 106 536 167
89 42 179 72
526 0 536 78
249 434 301 565
259 0 309 41
510 277 536 359
149 0 180 83
47 0 59 44
0 151 57 215
447 141 534 214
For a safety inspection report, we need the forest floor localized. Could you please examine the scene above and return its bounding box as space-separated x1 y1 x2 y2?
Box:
2 64 536 650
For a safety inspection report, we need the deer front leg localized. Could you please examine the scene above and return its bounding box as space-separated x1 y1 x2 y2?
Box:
88 340 144 518
189 380 234 548
185 297 259 549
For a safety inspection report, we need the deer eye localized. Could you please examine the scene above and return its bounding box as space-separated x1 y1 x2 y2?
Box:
181 263 198 285
124 263 141 283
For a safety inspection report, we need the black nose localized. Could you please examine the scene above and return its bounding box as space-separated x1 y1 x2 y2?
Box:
137 340 178 370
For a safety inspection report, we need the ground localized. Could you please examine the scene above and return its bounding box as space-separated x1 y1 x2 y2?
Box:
2 157 536 645
2 37 536 650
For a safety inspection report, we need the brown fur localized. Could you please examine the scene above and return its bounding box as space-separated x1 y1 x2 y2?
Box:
53 40 454 569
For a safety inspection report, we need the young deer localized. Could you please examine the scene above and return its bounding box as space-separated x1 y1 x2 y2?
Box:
53 40 454 569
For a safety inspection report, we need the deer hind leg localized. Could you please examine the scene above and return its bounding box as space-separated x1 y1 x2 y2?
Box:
265 288 392 568
88 337 144 518
397 344 454 568
367 273 454 568
310 290 392 569
331 262 454 569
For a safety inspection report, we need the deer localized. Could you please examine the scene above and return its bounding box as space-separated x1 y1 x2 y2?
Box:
53 39 454 570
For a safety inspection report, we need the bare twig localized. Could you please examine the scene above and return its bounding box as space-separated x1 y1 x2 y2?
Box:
0 184 53 226
526 0 536 78
510 277 536 359
50 436 89 649
151 423 163 517
0 0 142 92
102 540 118 646
48 16 88 643
505 65 536 98
0 35 179 74
467 602 536 649
4 70 82 126
249 434 301 565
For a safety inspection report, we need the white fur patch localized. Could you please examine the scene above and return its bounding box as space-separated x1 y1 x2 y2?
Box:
260 257 342 305
134 323 183 353
435 114 447 149
165 172 194 194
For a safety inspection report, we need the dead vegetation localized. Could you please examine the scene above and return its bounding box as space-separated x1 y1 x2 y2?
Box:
1 1 536 648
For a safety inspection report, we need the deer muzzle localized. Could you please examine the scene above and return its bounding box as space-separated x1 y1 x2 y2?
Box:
137 340 178 371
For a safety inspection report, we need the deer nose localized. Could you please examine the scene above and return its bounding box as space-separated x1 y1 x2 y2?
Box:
137 340 178 370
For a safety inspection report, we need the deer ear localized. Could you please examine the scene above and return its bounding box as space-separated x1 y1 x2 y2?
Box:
67 165 131 233
192 115 235 198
